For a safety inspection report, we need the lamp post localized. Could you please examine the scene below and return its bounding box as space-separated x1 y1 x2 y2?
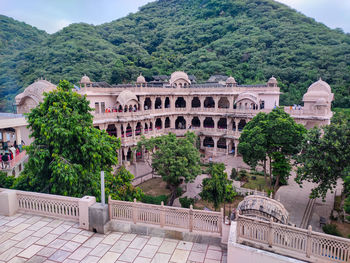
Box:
101 171 105 205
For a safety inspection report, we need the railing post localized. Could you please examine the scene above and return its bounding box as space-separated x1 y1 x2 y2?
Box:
268 217 273 247
306 225 312 258
108 196 112 220
189 205 193 232
78 195 96 230
219 207 224 235
133 198 137 224
160 201 165 227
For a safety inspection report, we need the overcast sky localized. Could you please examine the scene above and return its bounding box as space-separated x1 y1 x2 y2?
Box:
0 0 349 34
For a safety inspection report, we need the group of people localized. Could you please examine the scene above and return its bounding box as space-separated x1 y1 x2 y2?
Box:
291 104 302 110
0 142 23 169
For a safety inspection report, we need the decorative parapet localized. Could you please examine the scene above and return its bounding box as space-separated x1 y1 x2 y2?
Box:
236 214 350 262
108 197 223 236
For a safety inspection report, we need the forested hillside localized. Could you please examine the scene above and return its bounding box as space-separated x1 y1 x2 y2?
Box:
1 0 350 111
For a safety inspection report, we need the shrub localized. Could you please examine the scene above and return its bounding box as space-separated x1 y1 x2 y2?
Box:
238 170 248 182
0 172 15 188
251 176 257 180
230 168 238 180
179 197 195 208
176 187 183 197
141 194 168 205
322 224 342 237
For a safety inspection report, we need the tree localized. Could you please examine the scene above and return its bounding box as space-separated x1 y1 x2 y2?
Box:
296 112 350 213
14 80 120 198
200 163 236 211
239 107 306 194
105 166 143 202
137 132 201 205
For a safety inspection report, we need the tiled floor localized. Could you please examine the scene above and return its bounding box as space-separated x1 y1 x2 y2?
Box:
0 214 227 263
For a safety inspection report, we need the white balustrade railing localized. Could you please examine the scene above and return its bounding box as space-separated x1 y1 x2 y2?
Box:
237 214 350 263
109 198 223 235
16 190 80 221
235 187 268 197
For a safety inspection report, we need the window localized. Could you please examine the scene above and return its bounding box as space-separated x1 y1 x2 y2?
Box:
101 102 105 113
95 102 100 113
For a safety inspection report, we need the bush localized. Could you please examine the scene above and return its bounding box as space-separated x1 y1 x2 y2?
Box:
238 170 248 182
176 187 183 197
179 197 195 208
251 176 257 180
0 172 15 188
322 224 342 237
141 194 168 205
230 168 238 180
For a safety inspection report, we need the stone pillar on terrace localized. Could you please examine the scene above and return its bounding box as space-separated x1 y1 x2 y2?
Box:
171 96 175 111
133 151 137 164
227 118 233 133
199 136 204 151
185 116 191 130
200 97 205 111
199 116 204 129
213 117 219 130
141 122 145 135
170 116 175 129
214 96 220 110
235 119 239 133
234 139 239 157
140 97 145 112
213 137 219 157
123 147 128 163
185 97 191 112
226 139 230 154
15 128 22 146
1 131 6 143
132 122 136 139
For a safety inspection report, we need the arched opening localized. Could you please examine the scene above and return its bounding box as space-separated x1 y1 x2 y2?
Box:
204 117 214 128
165 97 170 108
144 123 149 134
191 97 201 108
217 138 227 149
204 97 215 108
118 105 123 112
260 100 265 110
175 97 186 108
218 97 229 109
135 122 142 136
218 118 227 129
232 121 236 131
203 137 214 148
155 118 162 130
121 124 125 137
165 117 170 128
144 97 152 110
191 117 200 128
149 122 153 131
94 126 100 130
155 97 162 109
127 148 132 161
129 105 133 112
238 120 246 131
106 124 117 137
124 105 128 112
175 116 186 129
126 123 132 137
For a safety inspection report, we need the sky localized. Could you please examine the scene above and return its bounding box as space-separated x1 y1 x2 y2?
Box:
0 0 349 34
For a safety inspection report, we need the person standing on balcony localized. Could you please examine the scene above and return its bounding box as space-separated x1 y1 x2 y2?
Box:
10 145 16 158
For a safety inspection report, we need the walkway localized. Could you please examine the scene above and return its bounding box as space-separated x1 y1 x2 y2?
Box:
0 213 227 263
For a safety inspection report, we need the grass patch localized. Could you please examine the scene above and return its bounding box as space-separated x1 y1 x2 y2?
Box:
242 174 270 192
138 177 170 196
330 220 350 238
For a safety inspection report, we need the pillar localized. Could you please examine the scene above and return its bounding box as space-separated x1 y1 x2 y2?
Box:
15 128 22 146
200 97 205 111
214 96 219 109
214 117 219 130
132 123 136 139
213 137 219 157
234 140 238 157
235 119 239 132
140 97 145 112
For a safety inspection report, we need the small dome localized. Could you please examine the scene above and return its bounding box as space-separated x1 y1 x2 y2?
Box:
237 195 289 224
116 90 138 106
15 79 56 105
136 74 146 83
307 78 331 94
169 71 191 85
80 75 91 84
268 76 277 84
226 76 237 84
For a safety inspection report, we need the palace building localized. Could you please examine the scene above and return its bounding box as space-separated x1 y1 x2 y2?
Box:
14 71 333 167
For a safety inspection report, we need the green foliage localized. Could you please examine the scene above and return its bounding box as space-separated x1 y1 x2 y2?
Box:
106 166 143 202
230 168 238 180
176 187 184 198
2 0 350 111
238 170 248 182
179 197 195 208
141 194 168 205
12 80 120 198
322 224 342 237
200 163 236 210
239 107 306 193
137 132 201 205
296 112 350 211
0 171 15 188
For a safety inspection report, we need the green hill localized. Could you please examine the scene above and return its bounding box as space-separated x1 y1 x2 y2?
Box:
1 0 350 111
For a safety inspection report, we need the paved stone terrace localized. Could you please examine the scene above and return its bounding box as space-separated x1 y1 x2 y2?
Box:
0 213 227 263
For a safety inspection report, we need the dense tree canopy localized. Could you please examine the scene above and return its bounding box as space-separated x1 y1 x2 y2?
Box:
239 107 306 194
296 112 350 215
200 163 236 210
14 80 120 198
1 0 350 111
137 132 201 205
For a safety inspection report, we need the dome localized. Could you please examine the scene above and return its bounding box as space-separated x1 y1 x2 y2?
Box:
237 195 289 224
169 71 191 85
80 75 91 84
226 76 237 84
116 90 138 106
307 78 331 94
15 79 56 105
136 74 146 83
268 76 278 84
